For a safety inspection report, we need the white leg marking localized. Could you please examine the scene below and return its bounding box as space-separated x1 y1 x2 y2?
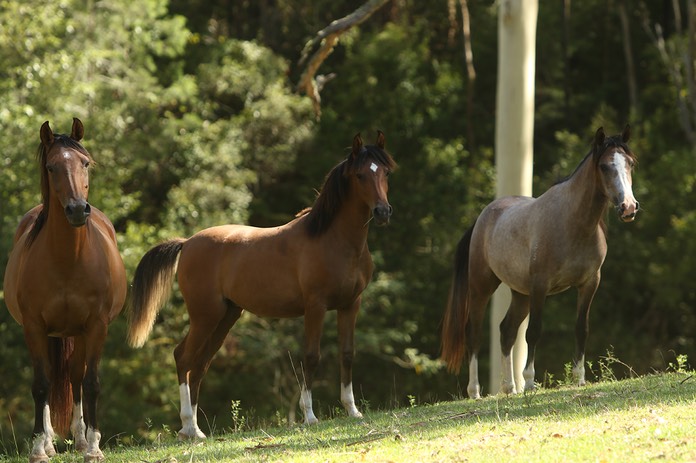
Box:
299 387 318 425
523 362 536 391
29 405 55 463
43 403 56 457
467 355 481 399
71 401 88 452
340 383 363 418
500 354 516 394
573 355 586 386
83 427 104 462
178 383 206 440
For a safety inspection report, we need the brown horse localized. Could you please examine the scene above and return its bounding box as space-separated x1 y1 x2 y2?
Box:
3 119 127 463
127 132 395 437
442 126 638 398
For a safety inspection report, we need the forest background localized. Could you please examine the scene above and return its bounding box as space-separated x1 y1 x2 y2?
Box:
0 0 694 451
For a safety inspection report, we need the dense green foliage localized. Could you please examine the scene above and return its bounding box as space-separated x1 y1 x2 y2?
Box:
0 0 694 454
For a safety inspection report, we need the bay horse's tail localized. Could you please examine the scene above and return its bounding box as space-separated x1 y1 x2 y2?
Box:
127 238 186 348
48 336 74 437
441 221 476 373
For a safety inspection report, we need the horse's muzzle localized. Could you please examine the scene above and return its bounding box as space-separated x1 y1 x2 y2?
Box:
373 203 393 226
618 200 639 223
65 200 91 227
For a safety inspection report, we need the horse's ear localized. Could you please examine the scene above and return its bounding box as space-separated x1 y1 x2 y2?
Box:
376 130 385 150
40 121 54 146
71 117 84 142
621 124 631 143
351 133 363 159
593 127 605 149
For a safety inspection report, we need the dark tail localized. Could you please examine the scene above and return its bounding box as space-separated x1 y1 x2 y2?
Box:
48 337 74 437
441 221 476 373
127 238 186 348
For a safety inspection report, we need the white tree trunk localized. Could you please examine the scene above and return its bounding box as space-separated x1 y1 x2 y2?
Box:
490 0 538 395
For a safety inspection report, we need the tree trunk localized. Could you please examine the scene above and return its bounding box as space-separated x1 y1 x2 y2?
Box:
490 0 538 395
617 0 639 115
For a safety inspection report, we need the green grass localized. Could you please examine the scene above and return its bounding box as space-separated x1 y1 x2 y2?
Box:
2 372 695 462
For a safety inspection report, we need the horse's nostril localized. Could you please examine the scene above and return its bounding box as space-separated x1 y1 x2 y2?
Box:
387 204 393 215
635 201 640 211
84 203 92 216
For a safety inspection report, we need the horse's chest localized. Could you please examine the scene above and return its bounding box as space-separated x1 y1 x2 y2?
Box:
323 257 372 308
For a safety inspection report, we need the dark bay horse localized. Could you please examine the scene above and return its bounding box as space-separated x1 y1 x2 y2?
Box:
127 132 395 438
442 126 638 398
3 119 127 462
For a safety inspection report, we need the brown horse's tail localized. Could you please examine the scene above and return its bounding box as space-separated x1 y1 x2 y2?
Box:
127 238 186 348
441 222 476 373
48 336 74 437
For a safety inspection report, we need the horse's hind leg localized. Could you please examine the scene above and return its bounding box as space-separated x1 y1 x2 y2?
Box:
573 275 600 386
68 339 88 453
465 272 500 399
337 297 363 419
174 297 242 439
522 285 548 392
499 290 530 394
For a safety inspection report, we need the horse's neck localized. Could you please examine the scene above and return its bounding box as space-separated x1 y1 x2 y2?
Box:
553 159 608 233
327 196 371 253
46 198 89 260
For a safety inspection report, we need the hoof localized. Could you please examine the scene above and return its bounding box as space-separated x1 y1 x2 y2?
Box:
177 429 206 441
500 381 516 395
349 411 363 419
74 439 88 453
303 416 319 425
29 454 49 463
467 385 481 399
84 450 105 462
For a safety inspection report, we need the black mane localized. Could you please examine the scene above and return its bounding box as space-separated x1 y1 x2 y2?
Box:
304 144 396 237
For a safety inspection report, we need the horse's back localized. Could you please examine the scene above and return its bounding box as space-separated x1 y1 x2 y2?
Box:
176 219 371 318
176 223 306 316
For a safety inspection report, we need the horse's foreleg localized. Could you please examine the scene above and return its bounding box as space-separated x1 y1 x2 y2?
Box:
23 326 55 463
82 363 103 462
574 276 600 386
82 324 108 463
300 303 327 425
337 298 362 419
498 290 530 394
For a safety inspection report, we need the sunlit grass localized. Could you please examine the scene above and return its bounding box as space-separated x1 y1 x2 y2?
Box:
2 372 695 462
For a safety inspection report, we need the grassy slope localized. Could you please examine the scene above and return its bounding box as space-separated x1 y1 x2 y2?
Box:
3 372 695 462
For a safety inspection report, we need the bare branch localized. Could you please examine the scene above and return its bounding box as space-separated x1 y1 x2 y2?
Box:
297 0 390 118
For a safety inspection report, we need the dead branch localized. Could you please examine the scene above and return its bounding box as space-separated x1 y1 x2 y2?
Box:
297 0 390 118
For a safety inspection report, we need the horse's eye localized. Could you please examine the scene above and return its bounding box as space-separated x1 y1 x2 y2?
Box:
356 173 364 180
83 161 90 169
46 165 54 173
599 164 610 173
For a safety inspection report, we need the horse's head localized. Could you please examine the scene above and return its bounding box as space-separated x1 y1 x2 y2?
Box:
347 131 396 226
39 118 93 227
593 125 639 222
